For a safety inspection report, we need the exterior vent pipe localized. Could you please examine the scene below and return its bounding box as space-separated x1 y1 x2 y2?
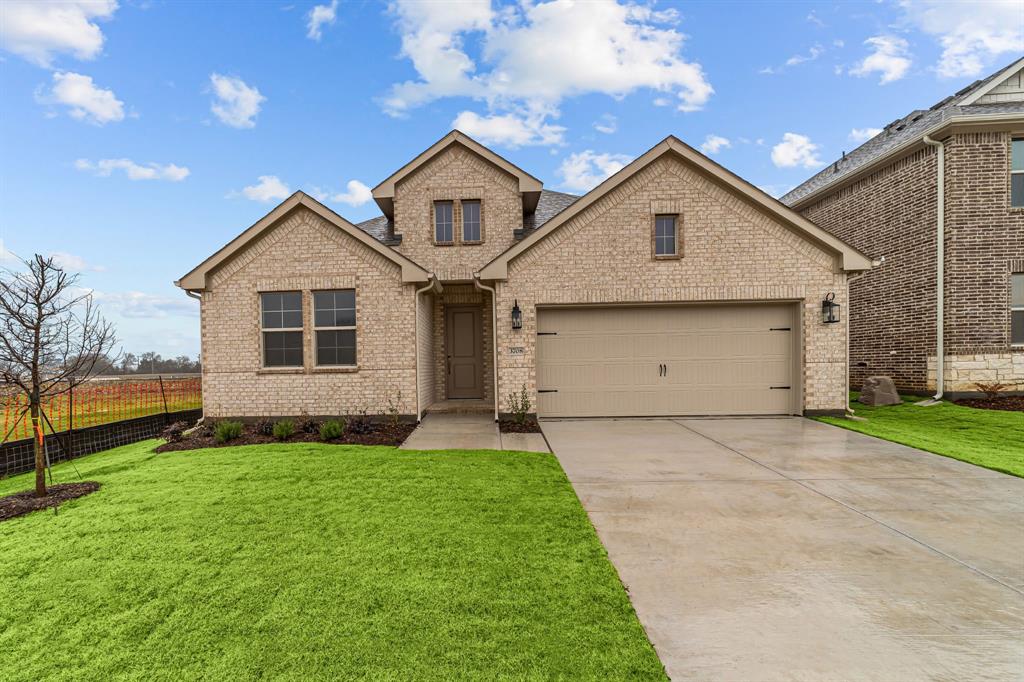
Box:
918 135 944 405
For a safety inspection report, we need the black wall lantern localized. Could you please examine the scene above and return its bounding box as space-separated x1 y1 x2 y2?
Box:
822 292 840 324
511 300 523 330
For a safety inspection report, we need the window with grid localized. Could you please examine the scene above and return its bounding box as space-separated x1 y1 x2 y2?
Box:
434 201 453 243
462 200 481 242
654 215 678 257
1013 273 1024 346
261 292 303 367
314 290 356 365
1013 139 1024 208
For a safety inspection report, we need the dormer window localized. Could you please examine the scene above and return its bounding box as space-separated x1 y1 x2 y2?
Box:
434 201 453 244
462 200 481 243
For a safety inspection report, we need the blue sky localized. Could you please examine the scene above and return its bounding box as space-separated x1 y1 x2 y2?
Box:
1 0 1020 357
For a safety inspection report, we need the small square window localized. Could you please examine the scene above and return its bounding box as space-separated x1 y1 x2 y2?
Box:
654 215 678 257
434 201 453 243
462 200 481 242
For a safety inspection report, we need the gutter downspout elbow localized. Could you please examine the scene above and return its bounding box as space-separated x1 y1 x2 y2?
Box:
473 274 500 423
413 276 439 422
920 135 945 404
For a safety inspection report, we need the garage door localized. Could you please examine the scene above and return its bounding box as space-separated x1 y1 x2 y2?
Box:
536 304 797 417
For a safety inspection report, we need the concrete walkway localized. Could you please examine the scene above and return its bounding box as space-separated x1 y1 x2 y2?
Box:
399 413 548 452
542 417 1024 682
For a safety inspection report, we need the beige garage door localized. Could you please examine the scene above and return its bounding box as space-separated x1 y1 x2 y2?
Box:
536 304 798 417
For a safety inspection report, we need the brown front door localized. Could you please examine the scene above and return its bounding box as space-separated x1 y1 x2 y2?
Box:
445 305 483 399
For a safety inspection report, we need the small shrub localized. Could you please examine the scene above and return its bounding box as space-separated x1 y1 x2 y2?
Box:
507 384 532 425
385 391 403 427
273 419 295 441
254 419 274 436
319 419 345 441
297 416 320 434
347 406 374 434
974 382 1010 399
160 421 188 443
214 420 243 443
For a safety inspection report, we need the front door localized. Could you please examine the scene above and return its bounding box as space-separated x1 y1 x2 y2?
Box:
445 305 483 399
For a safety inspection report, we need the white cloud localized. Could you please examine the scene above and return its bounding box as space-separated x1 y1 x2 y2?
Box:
557 150 631 191
771 133 823 169
849 127 882 142
0 0 117 67
209 74 265 128
383 0 712 145
306 0 338 40
806 11 825 28
850 35 911 84
91 290 198 319
0 238 20 263
786 44 824 67
330 180 373 207
700 134 731 155
453 109 565 147
44 71 124 124
75 158 189 181
594 114 617 135
898 0 1023 78
237 175 290 202
49 252 105 272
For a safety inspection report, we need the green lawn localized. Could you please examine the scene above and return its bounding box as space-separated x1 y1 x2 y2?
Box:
0 441 665 681
814 395 1024 478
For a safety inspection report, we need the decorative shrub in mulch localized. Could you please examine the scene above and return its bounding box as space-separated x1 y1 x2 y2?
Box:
498 418 542 434
0 482 101 522
954 396 1024 412
154 421 417 453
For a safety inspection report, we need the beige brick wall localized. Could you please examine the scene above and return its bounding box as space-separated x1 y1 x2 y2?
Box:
416 290 435 414
201 206 417 418
429 285 494 403
493 155 850 413
393 145 523 280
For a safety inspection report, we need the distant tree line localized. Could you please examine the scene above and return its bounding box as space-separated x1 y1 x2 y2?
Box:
93 352 201 375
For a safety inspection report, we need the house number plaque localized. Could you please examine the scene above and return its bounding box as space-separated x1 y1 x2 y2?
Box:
508 347 525 356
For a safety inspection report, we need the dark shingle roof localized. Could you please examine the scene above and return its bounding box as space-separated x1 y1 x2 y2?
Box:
782 60 1024 207
354 215 392 242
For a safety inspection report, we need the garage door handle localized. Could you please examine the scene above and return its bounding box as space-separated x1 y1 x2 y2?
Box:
770 386 791 390
770 327 791 331
538 389 558 393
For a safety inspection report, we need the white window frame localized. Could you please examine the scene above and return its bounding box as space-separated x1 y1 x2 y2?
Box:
260 291 304 368
653 214 679 258
313 289 357 366
1012 273 1024 347
1012 138 1024 208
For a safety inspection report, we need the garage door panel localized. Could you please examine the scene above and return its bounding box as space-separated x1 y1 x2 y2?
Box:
537 304 796 417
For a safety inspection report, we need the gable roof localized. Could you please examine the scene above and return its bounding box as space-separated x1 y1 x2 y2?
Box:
175 192 430 290
478 136 874 280
371 130 543 218
783 57 1024 208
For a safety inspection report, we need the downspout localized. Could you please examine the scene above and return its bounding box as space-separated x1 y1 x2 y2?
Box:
473 274 500 422
919 135 945 405
413 276 440 422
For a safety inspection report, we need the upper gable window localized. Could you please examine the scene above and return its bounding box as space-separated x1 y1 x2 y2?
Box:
434 201 454 243
654 215 679 258
1012 139 1024 207
462 200 481 242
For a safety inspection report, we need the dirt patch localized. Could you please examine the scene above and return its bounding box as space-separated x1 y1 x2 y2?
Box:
0 482 101 522
154 422 417 453
498 418 542 434
954 396 1024 412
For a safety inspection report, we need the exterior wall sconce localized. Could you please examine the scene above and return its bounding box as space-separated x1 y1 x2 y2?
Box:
822 292 840 324
511 300 523 330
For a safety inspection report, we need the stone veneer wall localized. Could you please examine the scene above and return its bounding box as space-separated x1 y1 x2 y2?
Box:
201 207 417 418
493 155 850 414
392 145 524 281
927 352 1024 393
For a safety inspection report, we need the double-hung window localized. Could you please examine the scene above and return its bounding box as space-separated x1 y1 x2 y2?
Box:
1012 139 1024 208
462 200 481 242
1012 273 1024 346
314 290 356 365
654 215 678 257
261 292 303 367
434 201 454 243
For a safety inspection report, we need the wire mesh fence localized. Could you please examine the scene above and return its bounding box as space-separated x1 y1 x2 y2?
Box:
1 376 202 443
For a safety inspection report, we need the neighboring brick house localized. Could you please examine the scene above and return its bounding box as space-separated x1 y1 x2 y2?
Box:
784 57 1024 396
177 132 872 420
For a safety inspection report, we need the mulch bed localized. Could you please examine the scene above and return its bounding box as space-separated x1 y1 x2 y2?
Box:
498 418 542 434
0 482 101 522
954 396 1024 412
154 422 417 453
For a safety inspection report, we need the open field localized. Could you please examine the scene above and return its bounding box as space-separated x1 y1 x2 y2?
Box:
0 440 665 680
1 377 200 441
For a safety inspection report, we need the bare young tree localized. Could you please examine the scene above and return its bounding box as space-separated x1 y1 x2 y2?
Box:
0 255 117 497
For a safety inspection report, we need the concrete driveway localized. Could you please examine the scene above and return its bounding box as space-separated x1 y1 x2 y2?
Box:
542 417 1024 682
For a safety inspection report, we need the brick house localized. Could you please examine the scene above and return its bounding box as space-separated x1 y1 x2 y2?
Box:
177 132 872 420
784 57 1024 396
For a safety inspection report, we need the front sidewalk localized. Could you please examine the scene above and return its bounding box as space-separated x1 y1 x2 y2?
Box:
400 413 548 452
